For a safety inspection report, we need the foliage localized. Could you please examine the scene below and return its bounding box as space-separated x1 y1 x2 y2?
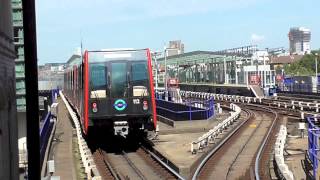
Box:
284 49 320 76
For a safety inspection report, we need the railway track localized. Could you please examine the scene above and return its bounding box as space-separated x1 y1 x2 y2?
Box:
193 105 281 180
276 93 320 102
94 145 181 180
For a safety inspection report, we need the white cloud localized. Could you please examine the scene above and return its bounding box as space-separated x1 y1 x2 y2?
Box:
251 33 265 43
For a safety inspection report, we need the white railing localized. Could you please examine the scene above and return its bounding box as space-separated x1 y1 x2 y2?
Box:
274 125 294 180
180 91 319 119
190 103 241 154
60 92 101 180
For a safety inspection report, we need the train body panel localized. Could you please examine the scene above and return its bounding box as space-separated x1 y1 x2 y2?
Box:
64 49 157 136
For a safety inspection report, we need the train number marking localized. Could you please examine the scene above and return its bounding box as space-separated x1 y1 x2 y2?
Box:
133 99 140 104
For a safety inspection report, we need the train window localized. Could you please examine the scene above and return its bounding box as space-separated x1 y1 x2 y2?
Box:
90 63 107 90
131 62 149 97
131 62 148 84
111 63 127 98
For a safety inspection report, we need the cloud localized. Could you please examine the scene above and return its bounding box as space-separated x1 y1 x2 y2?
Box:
251 33 265 43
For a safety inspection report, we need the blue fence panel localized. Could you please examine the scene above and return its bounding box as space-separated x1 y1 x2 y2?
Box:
155 91 215 121
40 112 53 167
307 116 320 178
283 77 293 84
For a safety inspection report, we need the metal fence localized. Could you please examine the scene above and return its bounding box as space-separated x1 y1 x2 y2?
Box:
279 83 319 93
307 115 320 178
155 92 214 121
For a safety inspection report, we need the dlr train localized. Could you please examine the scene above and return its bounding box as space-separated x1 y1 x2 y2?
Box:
64 49 157 137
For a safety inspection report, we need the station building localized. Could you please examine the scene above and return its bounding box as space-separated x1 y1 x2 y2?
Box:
154 47 275 89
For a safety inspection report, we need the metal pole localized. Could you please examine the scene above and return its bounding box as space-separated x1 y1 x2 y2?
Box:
177 62 179 80
164 49 168 100
235 57 238 85
224 57 227 84
263 54 266 88
154 53 159 90
22 0 40 179
213 58 217 84
316 54 318 93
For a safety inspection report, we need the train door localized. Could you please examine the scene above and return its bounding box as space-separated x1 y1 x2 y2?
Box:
109 61 129 113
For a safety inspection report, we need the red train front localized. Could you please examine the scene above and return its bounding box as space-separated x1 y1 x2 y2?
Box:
64 49 157 137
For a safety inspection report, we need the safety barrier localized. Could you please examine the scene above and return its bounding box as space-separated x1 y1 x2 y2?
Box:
190 103 241 154
40 103 59 177
180 91 320 119
307 115 320 179
40 112 53 168
60 92 101 180
274 125 294 180
156 91 214 121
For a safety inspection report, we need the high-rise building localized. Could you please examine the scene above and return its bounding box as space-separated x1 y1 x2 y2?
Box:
0 0 19 179
288 27 311 55
12 0 26 138
167 40 184 56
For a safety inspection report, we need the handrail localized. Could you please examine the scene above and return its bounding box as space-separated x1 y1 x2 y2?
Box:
180 90 320 113
190 103 241 154
60 91 101 179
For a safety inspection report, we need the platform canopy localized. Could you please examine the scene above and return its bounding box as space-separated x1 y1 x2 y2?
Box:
156 51 245 66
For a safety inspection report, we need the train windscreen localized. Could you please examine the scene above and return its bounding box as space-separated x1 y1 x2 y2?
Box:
131 62 149 97
88 49 150 99
89 63 107 98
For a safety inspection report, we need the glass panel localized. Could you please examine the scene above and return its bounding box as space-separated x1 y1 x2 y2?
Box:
90 63 107 90
89 49 147 63
111 63 127 98
131 62 148 85
131 62 149 97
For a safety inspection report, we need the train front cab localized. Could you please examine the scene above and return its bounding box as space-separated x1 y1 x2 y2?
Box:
85 49 156 137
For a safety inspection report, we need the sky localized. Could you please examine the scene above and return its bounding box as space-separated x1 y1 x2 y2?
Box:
36 0 320 64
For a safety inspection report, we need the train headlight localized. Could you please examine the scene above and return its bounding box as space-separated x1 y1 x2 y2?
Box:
143 100 148 111
92 102 98 113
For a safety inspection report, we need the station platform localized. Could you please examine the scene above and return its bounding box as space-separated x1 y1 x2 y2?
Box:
49 99 80 179
179 82 248 87
178 83 256 97
153 110 231 178
284 116 309 179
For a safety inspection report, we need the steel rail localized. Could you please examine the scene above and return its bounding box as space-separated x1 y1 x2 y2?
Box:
192 108 252 180
140 146 185 180
99 149 121 180
253 105 279 180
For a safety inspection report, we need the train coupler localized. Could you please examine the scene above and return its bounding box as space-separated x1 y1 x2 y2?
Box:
114 121 129 137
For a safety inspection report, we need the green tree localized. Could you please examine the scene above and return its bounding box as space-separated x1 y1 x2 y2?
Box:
284 50 320 76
